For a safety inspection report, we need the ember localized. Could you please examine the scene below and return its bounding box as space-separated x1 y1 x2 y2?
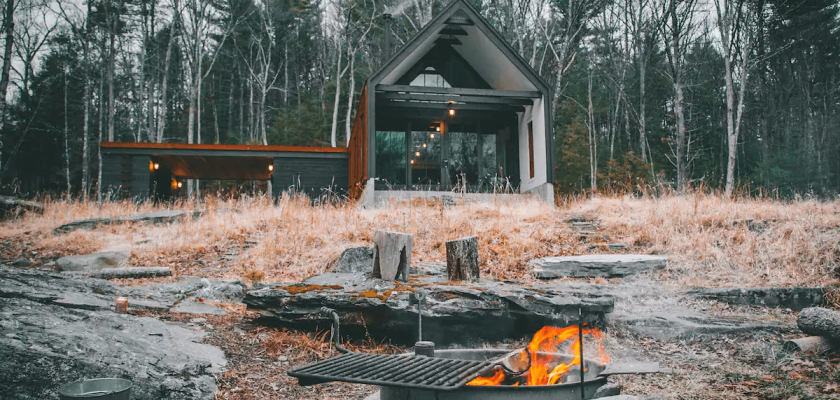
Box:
467 325 609 386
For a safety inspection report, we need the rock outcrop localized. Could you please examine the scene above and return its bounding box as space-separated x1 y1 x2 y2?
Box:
244 271 614 346
53 209 204 233
0 266 227 400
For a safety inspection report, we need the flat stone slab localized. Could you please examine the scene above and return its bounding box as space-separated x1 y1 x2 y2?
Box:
171 301 227 315
56 251 130 272
532 254 668 279
244 272 614 346
54 209 204 234
688 287 824 310
608 310 785 340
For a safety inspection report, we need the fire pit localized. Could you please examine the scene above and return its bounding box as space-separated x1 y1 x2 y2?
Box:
378 349 607 400
289 308 631 399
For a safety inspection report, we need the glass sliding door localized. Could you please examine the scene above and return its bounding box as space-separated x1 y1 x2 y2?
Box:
446 130 478 189
409 130 442 189
375 131 406 187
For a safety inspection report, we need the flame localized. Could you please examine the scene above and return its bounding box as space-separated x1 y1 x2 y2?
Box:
466 367 505 386
467 325 610 386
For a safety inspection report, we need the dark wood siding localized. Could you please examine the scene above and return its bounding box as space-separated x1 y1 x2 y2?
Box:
100 154 150 200
272 153 349 200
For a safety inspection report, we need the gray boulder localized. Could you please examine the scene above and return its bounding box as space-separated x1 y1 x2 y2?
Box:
333 246 374 274
532 254 668 279
56 251 129 272
689 287 824 310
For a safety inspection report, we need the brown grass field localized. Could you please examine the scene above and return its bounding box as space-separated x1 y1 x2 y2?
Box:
2 192 838 288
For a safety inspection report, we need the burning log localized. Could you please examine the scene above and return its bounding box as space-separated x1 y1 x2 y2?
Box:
445 236 480 281
373 230 412 281
797 307 840 343
783 336 837 354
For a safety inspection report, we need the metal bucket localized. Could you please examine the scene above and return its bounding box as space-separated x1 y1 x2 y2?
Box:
57 378 132 400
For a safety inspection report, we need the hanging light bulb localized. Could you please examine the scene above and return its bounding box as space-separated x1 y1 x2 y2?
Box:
448 108 455 116
436 126 441 132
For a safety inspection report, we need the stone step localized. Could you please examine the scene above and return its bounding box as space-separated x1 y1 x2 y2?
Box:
532 254 668 279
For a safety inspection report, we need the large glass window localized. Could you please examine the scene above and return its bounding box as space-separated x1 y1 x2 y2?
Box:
447 131 478 188
375 131 406 185
408 67 452 88
410 130 442 188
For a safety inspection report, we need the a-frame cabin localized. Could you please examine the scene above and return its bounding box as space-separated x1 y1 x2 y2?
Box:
348 0 554 206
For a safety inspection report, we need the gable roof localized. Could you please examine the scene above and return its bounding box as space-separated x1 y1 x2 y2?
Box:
369 0 551 94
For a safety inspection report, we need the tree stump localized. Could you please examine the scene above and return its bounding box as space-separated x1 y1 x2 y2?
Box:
372 230 412 281
797 307 840 342
445 236 480 281
783 336 837 354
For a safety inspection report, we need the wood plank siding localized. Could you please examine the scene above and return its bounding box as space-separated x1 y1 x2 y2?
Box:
348 83 369 199
271 153 349 200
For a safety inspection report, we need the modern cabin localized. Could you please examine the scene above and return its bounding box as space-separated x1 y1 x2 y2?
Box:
348 0 554 206
99 0 554 205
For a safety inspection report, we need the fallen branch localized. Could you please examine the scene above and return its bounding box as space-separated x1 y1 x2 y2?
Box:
88 267 171 280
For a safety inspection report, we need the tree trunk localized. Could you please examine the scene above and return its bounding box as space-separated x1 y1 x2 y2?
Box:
107 23 116 142
82 73 90 197
724 48 736 197
0 0 14 179
330 42 342 148
675 77 686 192
588 72 597 192
97 66 105 201
638 58 647 162
344 49 356 146
156 14 177 143
64 68 71 194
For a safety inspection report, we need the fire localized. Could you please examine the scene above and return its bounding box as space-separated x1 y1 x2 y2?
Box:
467 325 610 386
466 366 505 386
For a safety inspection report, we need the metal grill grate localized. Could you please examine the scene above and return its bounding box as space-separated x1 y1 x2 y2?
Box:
288 352 495 391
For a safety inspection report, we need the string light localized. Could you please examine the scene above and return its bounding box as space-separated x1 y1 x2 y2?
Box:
423 143 427 148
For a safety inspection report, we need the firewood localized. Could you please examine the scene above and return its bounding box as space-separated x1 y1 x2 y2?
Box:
445 236 480 281
88 266 172 279
797 307 840 342
783 336 837 354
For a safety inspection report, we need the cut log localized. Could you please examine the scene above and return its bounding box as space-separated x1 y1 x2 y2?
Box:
797 307 840 342
372 230 412 281
445 236 480 281
88 267 172 280
783 336 837 354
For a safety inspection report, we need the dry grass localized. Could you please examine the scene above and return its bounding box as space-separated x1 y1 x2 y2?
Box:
2 192 838 288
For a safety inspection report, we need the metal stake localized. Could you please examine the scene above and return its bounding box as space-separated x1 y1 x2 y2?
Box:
416 290 427 341
578 307 585 400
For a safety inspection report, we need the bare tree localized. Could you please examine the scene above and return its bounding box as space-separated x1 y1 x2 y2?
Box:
715 0 757 198
660 0 699 192
0 0 14 179
155 0 179 143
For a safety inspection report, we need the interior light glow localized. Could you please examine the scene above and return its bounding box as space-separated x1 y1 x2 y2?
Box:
423 143 427 148
415 151 421 157
430 133 435 139
410 159 415 164
177 182 183 188
436 126 441 132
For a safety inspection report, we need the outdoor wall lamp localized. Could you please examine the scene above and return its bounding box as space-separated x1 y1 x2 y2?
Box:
153 163 160 170
177 182 183 188
268 165 274 171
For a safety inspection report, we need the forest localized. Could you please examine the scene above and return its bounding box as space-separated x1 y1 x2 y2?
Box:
0 0 837 198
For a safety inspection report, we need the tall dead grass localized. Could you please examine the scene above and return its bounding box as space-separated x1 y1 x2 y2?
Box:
2 192 838 288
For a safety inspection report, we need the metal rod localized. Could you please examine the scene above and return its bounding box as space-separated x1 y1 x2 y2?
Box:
417 290 426 341
578 307 585 400
320 307 350 354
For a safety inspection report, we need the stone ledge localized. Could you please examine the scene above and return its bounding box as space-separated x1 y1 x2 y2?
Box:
688 287 825 310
